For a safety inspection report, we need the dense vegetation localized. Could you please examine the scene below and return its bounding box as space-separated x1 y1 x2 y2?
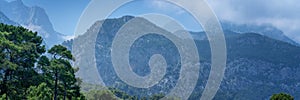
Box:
0 23 174 100
270 93 294 100
0 23 83 99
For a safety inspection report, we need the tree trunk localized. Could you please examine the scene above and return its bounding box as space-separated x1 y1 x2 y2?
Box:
54 71 58 100
3 70 10 100
63 83 66 100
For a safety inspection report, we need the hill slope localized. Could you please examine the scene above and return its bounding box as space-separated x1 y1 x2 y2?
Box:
63 16 300 99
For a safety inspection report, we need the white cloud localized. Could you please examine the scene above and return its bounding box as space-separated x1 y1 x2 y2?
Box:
262 18 300 42
144 0 300 43
207 0 300 43
23 23 49 38
62 35 75 40
148 0 185 15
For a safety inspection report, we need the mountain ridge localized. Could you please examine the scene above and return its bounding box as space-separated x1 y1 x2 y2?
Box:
63 16 300 99
221 21 299 46
0 0 64 47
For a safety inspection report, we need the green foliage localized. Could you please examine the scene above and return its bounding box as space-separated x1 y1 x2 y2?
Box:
0 94 6 100
27 83 53 100
45 45 82 100
83 87 181 100
83 88 167 100
48 45 74 60
0 23 83 99
109 88 166 100
149 94 165 100
0 23 45 99
81 82 105 93
109 88 134 99
270 93 294 100
84 90 117 100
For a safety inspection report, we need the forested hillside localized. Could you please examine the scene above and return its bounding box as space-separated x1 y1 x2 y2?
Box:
62 16 298 100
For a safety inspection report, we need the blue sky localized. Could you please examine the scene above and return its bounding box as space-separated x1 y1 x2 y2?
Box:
207 0 300 43
8 0 300 43
18 0 202 35
18 0 90 35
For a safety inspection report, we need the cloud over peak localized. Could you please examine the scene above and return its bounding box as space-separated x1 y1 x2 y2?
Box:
148 0 300 43
207 0 300 43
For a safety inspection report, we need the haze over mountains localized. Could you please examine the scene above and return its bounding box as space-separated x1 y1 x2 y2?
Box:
0 0 298 48
221 21 299 46
0 0 299 99
62 16 300 99
0 0 64 47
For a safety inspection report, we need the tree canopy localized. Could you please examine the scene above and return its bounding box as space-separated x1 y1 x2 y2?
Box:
0 23 83 99
270 93 294 100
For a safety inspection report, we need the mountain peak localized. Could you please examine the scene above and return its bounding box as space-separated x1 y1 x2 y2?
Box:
120 15 134 21
0 0 64 47
221 21 299 46
10 0 24 5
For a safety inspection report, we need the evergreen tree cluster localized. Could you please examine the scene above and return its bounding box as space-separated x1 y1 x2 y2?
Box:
270 93 294 100
0 23 84 100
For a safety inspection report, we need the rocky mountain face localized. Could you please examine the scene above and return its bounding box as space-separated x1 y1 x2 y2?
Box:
63 16 300 99
192 33 300 100
0 0 64 47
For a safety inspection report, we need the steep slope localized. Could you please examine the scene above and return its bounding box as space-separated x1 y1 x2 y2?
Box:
0 0 64 47
63 16 300 99
191 33 300 99
64 16 182 97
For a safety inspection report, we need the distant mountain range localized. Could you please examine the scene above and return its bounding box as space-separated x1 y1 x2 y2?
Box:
221 21 299 46
63 16 300 99
1 0 298 48
190 21 299 46
0 0 64 47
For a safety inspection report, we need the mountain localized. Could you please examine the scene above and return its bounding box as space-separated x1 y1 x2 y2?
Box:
193 32 300 100
0 11 18 26
221 21 299 46
63 16 183 98
63 16 300 99
189 30 239 41
0 0 64 47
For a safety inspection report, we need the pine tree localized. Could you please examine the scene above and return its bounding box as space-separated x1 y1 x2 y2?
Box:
0 23 46 99
47 45 83 100
27 82 53 100
270 93 294 100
